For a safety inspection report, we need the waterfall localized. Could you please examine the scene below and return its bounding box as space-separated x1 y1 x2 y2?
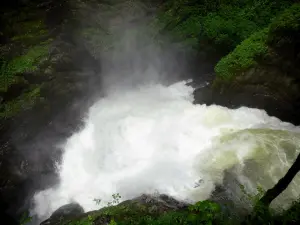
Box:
32 80 300 220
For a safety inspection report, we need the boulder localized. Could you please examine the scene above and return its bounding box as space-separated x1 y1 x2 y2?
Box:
41 203 84 225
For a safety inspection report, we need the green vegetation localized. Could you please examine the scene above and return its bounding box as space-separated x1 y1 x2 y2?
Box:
213 2 300 80
267 3 300 49
19 212 32 225
0 43 49 118
0 85 44 118
201 0 289 52
65 214 95 225
2 7 48 44
18 189 300 225
214 28 269 79
155 0 300 82
0 42 49 118
0 6 51 119
62 198 300 225
66 199 225 225
278 200 300 225
269 3 300 35
155 0 290 52
10 20 48 43
0 44 49 92
9 44 49 73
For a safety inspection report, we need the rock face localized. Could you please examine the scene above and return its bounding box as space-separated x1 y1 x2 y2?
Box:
196 3 300 125
129 194 190 211
40 194 191 225
0 0 187 221
41 203 84 225
0 0 101 220
50 203 84 219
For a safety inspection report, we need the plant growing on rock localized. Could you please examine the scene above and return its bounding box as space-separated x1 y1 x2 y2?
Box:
214 28 269 79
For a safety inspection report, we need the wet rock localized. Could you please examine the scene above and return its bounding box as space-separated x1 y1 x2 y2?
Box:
0 0 101 220
201 4 300 125
194 64 300 125
41 194 191 225
40 203 84 225
131 194 189 210
50 203 84 218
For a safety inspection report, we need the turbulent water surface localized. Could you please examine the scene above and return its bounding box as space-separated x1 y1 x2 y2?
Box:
32 79 300 220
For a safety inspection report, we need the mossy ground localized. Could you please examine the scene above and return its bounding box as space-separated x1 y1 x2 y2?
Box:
0 85 44 118
0 44 50 92
154 0 300 83
48 198 300 225
154 0 290 52
64 200 227 225
0 5 52 119
268 3 300 46
213 2 300 81
214 28 269 80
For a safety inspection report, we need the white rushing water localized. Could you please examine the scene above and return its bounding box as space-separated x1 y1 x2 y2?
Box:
33 79 300 220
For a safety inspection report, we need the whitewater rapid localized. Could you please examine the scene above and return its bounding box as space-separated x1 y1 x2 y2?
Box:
33 80 300 220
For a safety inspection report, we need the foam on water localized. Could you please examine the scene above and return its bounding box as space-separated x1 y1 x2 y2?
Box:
33 80 300 220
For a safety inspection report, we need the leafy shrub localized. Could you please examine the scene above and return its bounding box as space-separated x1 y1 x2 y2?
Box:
19 212 32 225
214 28 269 79
267 3 300 53
277 200 300 225
57 192 300 225
155 0 290 52
268 3 300 37
214 2 300 80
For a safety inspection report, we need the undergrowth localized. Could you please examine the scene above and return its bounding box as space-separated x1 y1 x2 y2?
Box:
213 2 300 80
214 28 269 79
19 185 300 225
154 0 290 52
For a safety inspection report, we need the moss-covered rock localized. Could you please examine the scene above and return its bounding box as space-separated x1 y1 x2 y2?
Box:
213 2 300 79
39 193 300 225
0 43 50 92
41 195 227 225
267 3 300 66
212 2 300 85
154 0 290 53
0 3 54 119
0 85 44 118
205 3 300 124
0 2 101 221
214 28 269 80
